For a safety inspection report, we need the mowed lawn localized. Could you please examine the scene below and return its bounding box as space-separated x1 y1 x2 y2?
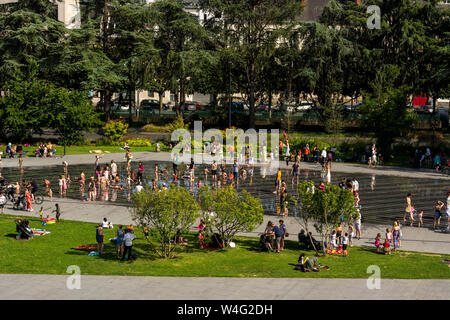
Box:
0 215 449 279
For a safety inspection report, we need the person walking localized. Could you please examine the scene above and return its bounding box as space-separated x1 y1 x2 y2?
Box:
273 168 282 194
404 193 412 224
434 200 445 230
354 209 362 240
110 160 117 179
137 162 144 183
291 161 299 185
25 188 33 212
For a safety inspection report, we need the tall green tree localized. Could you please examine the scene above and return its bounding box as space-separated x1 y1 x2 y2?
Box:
0 0 68 86
137 0 213 117
198 185 264 248
309 183 355 256
131 185 200 259
79 0 153 121
0 73 100 143
298 1 353 135
360 65 418 159
200 0 304 128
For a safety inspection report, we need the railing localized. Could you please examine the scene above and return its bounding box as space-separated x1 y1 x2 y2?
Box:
113 109 441 121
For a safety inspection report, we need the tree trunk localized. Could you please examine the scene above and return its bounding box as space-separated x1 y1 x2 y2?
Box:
269 91 272 119
307 231 320 256
104 86 112 122
180 80 185 113
432 93 436 114
174 87 180 117
249 80 256 129
159 91 163 116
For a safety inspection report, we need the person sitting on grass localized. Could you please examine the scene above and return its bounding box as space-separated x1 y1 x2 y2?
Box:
375 233 382 252
143 227 149 241
296 253 320 272
383 239 391 255
102 217 113 229
173 229 189 245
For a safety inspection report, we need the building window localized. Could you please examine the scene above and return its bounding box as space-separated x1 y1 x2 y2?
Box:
148 91 154 98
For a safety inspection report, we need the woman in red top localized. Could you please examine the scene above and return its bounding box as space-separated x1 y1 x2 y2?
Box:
25 189 33 212
137 162 144 183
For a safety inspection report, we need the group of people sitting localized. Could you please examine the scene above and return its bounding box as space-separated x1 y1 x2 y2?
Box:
35 142 57 157
4 143 24 158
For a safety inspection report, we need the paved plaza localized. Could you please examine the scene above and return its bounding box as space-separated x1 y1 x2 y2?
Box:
0 274 449 300
0 151 449 300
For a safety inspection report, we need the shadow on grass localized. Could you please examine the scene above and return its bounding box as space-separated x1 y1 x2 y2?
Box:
4 233 17 238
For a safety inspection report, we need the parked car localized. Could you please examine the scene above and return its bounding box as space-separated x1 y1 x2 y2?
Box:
276 103 297 113
96 99 130 111
415 105 433 113
296 101 313 111
182 102 198 111
256 104 270 112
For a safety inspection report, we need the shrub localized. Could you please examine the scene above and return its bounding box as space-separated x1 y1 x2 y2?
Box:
130 186 200 259
166 117 189 133
103 120 129 141
141 123 169 133
122 138 152 147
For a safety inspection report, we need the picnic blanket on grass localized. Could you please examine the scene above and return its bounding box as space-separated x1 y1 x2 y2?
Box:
30 228 51 236
74 244 98 251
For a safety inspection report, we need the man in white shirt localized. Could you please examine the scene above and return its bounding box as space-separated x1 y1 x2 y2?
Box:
135 182 144 193
122 229 136 260
110 160 117 178
352 177 359 196
0 192 6 213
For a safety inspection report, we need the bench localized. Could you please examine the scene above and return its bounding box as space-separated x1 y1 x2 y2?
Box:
1 150 27 158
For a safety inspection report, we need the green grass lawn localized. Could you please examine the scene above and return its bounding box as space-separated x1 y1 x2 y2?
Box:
1 215 449 278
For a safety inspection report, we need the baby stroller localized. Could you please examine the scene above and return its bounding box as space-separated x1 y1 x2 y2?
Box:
13 194 26 210
259 234 272 252
15 219 33 240
298 229 322 251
